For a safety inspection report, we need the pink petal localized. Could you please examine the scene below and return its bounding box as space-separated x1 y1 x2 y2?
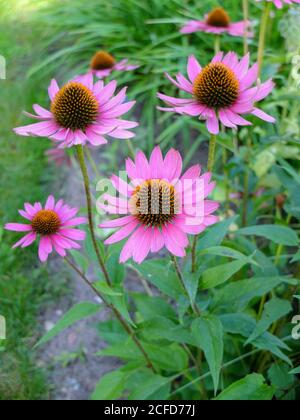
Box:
251 108 276 123
48 79 59 101
99 215 136 229
149 146 164 179
187 55 202 83
133 228 152 264
45 195 55 210
5 223 32 232
59 228 86 241
104 220 138 245
151 228 165 253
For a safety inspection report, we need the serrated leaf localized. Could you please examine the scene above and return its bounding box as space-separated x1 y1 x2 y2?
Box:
191 315 223 395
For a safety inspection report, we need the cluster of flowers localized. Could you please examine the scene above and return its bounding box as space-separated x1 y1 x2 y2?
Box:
6 1 298 265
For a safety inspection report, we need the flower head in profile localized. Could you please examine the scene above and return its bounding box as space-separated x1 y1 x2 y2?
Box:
157 52 275 135
14 73 138 148
90 51 140 79
181 7 253 38
99 147 219 264
256 0 300 9
5 196 87 262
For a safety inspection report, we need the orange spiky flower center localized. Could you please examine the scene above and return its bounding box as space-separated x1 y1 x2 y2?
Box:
130 180 179 227
51 82 98 131
193 62 239 109
31 210 61 235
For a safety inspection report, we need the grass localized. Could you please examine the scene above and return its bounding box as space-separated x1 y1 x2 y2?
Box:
0 0 65 400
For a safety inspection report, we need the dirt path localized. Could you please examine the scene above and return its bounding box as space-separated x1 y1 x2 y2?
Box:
38 156 123 400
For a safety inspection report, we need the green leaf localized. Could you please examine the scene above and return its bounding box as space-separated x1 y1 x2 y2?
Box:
98 340 188 372
215 374 275 401
106 252 125 285
92 370 127 400
201 259 249 290
191 315 224 395
93 281 123 296
140 317 195 346
220 313 291 365
291 250 300 263
238 225 298 246
132 293 176 321
268 364 295 400
213 276 297 311
36 302 101 347
131 259 183 299
197 217 237 252
199 246 257 264
246 298 292 344
127 369 170 400
289 366 300 374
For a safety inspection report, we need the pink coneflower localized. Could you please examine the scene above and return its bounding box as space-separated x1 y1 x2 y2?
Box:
181 7 253 38
256 0 300 8
157 52 275 135
98 146 219 264
90 51 140 79
14 73 138 148
46 146 72 167
5 196 87 262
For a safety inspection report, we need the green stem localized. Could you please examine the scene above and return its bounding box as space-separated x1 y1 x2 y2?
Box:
214 35 221 55
65 257 156 373
207 134 217 173
172 256 200 316
242 0 249 55
257 2 271 76
76 145 111 286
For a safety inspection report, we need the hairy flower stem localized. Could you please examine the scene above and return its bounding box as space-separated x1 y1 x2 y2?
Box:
76 145 111 286
243 0 249 55
65 257 157 373
257 2 272 76
172 256 200 316
191 134 217 273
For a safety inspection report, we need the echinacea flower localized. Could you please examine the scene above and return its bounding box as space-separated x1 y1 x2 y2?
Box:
14 73 138 148
90 51 139 79
181 7 253 38
157 52 275 135
256 0 300 9
5 196 87 262
98 147 219 264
